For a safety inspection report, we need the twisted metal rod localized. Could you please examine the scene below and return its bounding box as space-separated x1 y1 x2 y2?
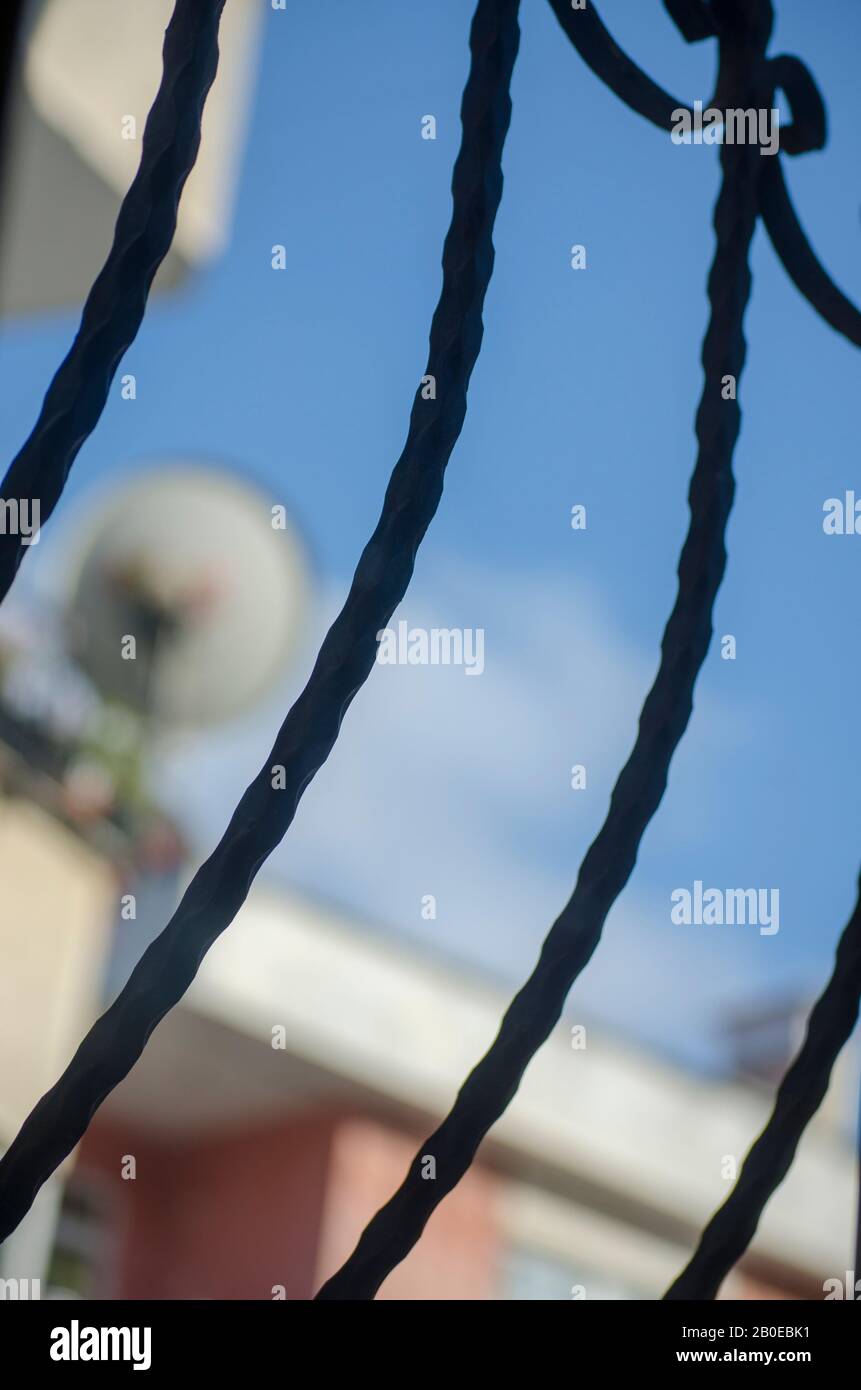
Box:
316 15 766 1300
665 870 861 1299
855 1095 861 1284
0 1 26 189
548 0 861 1293
0 0 522 1247
0 0 225 603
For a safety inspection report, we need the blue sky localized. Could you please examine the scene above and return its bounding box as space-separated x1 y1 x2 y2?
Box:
2 0 861 1073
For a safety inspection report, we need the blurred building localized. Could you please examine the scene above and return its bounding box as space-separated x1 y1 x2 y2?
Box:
49 883 849 1302
0 684 185 1296
0 680 853 1304
0 0 263 318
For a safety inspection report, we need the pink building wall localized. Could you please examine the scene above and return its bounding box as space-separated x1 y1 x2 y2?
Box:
317 1116 500 1299
78 1108 500 1301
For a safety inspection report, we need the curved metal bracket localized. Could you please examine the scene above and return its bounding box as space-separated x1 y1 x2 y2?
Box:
757 53 861 345
759 156 861 347
663 0 718 43
767 54 825 155
545 0 693 133
549 0 861 351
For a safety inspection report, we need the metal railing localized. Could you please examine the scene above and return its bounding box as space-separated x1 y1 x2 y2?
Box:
0 0 858 1301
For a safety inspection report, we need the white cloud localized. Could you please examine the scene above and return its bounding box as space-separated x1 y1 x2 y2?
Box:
154 556 755 1061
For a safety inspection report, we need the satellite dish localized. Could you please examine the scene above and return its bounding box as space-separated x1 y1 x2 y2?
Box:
65 464 310 729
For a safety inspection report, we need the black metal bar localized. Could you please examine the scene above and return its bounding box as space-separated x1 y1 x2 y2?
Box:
546 0 861 1293
316 6 769 1301
0 0 26 183
665 871 861 1299
0 0 225 603
0 0 522 1248
855 1094 861 1294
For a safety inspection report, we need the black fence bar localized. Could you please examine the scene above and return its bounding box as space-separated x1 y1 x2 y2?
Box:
0 0 522 1248
0 0 225 603
0 0 26 185
665 870 861 1299
855 1107 861 1289
315 6 768 1303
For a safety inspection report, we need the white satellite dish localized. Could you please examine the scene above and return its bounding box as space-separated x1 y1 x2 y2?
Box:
65 464 310 728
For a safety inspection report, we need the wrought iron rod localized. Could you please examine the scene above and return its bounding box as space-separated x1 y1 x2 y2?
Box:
851 1089 856 1295
855 1109 861 1288
0 0 522 1248
541 0 861 1298
316 14 766 1300
665 870 861 1299
0 1 26 184
0 0 225 602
